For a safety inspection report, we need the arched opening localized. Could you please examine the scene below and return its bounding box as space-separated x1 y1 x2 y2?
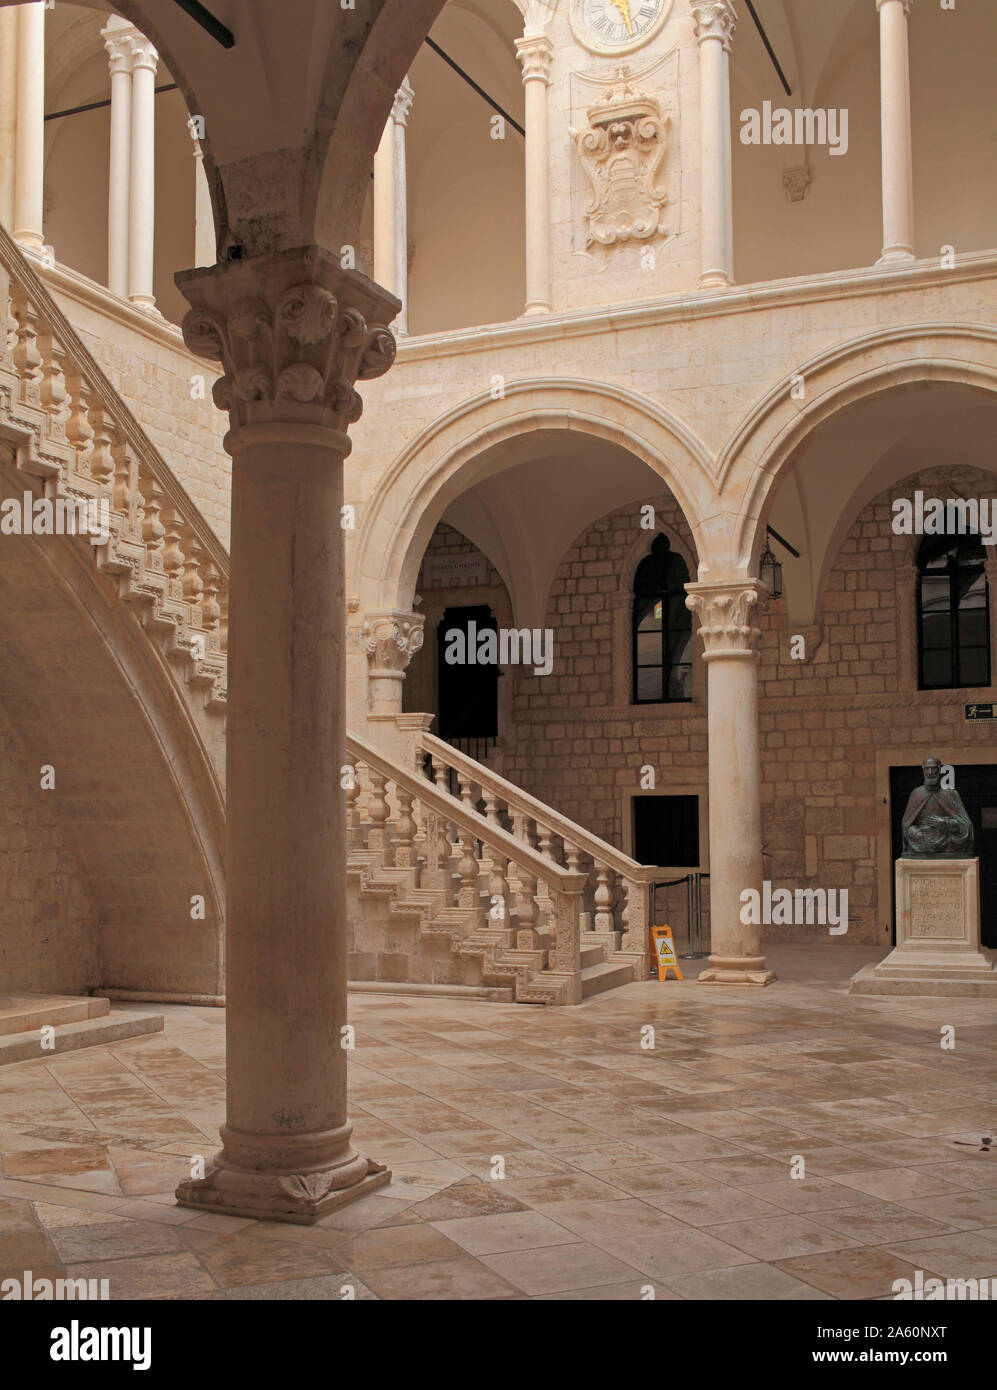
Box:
632 531 693 704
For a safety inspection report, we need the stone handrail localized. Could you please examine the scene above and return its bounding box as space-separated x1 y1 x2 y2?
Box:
0 224 228 714
347 729 588 991
419 729 653 959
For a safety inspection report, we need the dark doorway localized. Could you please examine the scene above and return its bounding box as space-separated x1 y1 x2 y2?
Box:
633 795 700 868
889 763 997 948
437 605 499 752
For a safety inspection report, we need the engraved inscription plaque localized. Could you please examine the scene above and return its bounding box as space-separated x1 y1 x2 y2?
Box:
909 874 965 939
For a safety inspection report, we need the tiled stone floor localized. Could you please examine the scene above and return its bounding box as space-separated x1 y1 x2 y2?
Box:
1 943 996 1301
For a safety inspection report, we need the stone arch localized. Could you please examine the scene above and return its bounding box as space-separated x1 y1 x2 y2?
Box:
0 458 225 1000
354 377 715 617
721 323 997 577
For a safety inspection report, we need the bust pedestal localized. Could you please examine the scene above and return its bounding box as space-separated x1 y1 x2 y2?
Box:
851 857 997 996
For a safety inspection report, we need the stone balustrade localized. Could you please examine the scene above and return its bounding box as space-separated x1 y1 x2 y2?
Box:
0 223 228 764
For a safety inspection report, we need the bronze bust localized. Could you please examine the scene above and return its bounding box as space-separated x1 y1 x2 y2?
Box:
901 757 975 858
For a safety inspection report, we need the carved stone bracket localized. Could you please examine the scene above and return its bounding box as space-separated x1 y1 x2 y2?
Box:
686 580 762 660
178 247 400 435
783 166 811 203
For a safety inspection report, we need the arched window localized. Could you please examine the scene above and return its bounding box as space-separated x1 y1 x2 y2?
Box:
633 534 692 704
918 533 990 689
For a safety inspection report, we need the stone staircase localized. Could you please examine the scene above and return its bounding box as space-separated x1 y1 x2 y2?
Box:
346 725 656 1005
0 994 164 1066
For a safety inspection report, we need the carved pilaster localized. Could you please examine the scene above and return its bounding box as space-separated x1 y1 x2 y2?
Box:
392 77 415 127
689 0 737 49
178 247 399 438
686 580 762 661
361 610 425 714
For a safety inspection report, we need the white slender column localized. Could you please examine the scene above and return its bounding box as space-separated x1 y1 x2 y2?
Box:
192 131 215 267
0 7 17 230
686 580 775 986
373 78 413 332
391 80 413 334
102 18 134 297
516 30 553 316
876 0 915 265
174 249 400 1224
127 33 159 311
13 1 45 252
690 1 736 290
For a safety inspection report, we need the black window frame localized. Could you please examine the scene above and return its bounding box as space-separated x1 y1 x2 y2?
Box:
917 533 991 691
632 533 693 705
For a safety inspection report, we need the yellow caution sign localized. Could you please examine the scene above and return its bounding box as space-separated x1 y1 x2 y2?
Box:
650 926 683 981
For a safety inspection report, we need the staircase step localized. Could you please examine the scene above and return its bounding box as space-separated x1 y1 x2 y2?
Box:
0 1010 164 1066
580 943 606 968
0 994 110 1037
581 961 635 999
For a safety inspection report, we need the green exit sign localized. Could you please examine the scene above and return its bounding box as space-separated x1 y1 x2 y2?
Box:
965 703 997 721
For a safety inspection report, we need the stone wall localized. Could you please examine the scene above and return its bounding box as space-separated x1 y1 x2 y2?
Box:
0 710 99 995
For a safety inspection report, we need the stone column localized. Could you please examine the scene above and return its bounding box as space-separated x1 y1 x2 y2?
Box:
690 0 736 290
686 580 775 985
127 32 159 311
191 131 215 268
102 17 134 297
373 79 413 332
0 6 16 230
13 1 45 253
516 30 553 316
174 248 399 1224
362 611 425 715
876 0 915 265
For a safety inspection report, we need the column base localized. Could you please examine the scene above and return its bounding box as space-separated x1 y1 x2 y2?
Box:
521 302 551 317
698 954 776 986
176 1155 391 1226
875 248 915 266
699 271 732 290
128 294 161 316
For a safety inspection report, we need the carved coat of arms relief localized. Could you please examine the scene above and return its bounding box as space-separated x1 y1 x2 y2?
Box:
571 66 670 248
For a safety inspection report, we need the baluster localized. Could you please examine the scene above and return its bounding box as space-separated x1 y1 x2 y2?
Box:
457 771 475 811
138 466 166 559
594 867 615 934
345 763 361 851
394 786 417 868
1 282 15 367
536 822 554 861
202 561 222 632
217 587 229 653
456 829 480 915
112 438 134 520
181 528 205 609
38 328 68 431
11 289 42 403
65 375 95 475
511 861 540 949
366 768 390 858
480 792 509 929
88 404 117 489
162 505 186 591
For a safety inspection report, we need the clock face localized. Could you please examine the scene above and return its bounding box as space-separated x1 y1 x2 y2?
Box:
571 0 672 55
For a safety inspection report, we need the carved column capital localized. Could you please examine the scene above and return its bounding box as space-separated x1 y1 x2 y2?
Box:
391 77 415 128
178 247 400 435
689 0 737 49
359 611 425 715
686 580 761 660
361 611 425 671
516 32 553 84
102 18 137 75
